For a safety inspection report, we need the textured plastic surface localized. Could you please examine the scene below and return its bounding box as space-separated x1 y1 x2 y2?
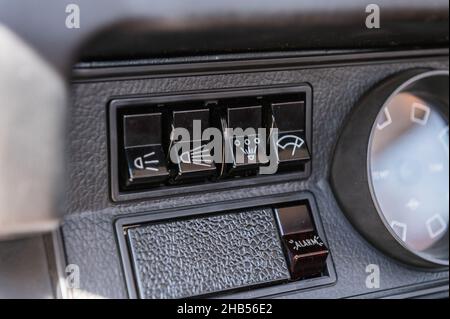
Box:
125 208 289 298
62 53 449 299
116 193 336 299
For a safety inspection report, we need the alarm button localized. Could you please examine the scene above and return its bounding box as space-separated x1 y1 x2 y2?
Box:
282 232 329 280
275 204 329 280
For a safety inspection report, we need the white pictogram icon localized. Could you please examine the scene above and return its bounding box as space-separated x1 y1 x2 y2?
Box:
426 214 447 239
439 126 449 155
429 163 444 173
276 135 305 157
134 152 159 171
377 107 392 130
390 221 407 242
234 136 260 161
180 145 213 167
372 169 390 181
410 102 430 126
405 198 420 211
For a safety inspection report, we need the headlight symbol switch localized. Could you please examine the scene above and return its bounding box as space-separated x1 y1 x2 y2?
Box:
122 113 169 187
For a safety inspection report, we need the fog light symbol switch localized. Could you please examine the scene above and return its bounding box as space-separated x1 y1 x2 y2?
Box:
171 141 216 181
275 204 329 280
169 109 217 181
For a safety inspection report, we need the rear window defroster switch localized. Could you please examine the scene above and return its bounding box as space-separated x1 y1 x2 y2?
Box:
275 204 329 280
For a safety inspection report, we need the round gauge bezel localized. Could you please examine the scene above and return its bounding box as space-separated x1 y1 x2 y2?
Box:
366 70 449 267
331 68 449 270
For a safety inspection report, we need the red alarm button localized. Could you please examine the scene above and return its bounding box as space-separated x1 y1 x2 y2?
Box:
275 204 329 280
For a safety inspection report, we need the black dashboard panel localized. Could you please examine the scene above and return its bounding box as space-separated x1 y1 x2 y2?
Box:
62 51 448 299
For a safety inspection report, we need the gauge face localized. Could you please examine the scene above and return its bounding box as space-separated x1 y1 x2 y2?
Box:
369 92 449 260
332 70 449 267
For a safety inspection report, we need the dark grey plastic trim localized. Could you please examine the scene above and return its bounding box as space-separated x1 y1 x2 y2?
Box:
73 48 450 82
109 84 312 202
348 279 449 299
115 192 336 299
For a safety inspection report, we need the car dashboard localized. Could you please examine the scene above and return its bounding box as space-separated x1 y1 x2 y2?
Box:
0 0 448 300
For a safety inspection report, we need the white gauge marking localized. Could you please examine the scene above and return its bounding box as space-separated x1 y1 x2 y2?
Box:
426 214 447 239
410 102 430 126
429 162 444 173
377 107 392 130
439 126 449 155
372 169 390 181
390 221 407 242
405 198 420 211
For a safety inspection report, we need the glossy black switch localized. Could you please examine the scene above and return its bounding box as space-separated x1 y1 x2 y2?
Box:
124 146 168 185
227 105 262 129
224 105 268 174
170 140 216 181
270 101 310 170
124 113 161 147
271 100 305 132
123 113 169 187
169 109 216 181
172 109 210 139
275 204 329 280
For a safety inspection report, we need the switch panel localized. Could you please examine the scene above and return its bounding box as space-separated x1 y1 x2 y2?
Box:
109 85 312 201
